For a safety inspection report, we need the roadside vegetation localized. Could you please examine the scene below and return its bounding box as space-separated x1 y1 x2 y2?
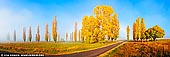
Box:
105 39 170 57
132 17 165 41
103 15 166 57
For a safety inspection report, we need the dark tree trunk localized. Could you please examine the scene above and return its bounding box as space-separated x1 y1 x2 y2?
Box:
108 37 110 40
133 39 136 41
137 38 139 41
111 38 114 41
153 38 156 41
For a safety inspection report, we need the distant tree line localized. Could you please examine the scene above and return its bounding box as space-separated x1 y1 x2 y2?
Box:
7 16 83 43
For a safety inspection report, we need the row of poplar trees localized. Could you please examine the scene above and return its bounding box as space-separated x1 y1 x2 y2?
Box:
81 5 120 43
8 5 120 43
22 16 58 42
7 16 60 42
130 17 165 41
8 16 82 42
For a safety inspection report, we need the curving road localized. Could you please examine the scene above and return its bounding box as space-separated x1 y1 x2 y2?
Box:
0 41 125 57
46 41 126 57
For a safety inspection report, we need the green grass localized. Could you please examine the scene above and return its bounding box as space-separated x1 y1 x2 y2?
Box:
0 41 119 54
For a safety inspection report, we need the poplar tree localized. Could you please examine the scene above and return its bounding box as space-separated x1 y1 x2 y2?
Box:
133 17 140 41
45 23 49 42
36 25 40 42
72 32 73 41
111 14 120 40
49 33 51 42
140 18 146 41
28 26 32 42
74 22 77 42
14 30 16 42
136 17 141 41
81 16 88 43
52 16 57 43
23 27 26 42
133 21 137 41
66 32 68 41
126 25 130 41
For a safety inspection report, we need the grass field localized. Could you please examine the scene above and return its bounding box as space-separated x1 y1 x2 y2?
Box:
0 41 119 55
105 39 170 57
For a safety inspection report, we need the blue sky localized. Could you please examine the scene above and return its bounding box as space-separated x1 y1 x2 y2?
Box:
0 0 170 42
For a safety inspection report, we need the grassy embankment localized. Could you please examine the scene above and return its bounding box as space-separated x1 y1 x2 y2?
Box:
104 39 170 57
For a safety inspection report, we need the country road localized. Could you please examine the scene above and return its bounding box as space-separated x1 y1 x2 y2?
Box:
0 41 125 57
46 41 126 57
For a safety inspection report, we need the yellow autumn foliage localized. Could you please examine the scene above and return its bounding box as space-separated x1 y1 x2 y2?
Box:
81 5 120 43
